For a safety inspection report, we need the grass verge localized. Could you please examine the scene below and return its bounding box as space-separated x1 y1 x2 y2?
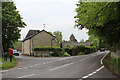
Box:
103 53 120 77
0 56 18 70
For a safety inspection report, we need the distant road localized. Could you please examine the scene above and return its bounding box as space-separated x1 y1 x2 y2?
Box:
2 51 117 79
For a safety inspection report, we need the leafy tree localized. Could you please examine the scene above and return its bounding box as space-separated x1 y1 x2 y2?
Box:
53 31 62 47
12 40 22 49
80 39 84 42
75 2 120 52
48 31 52 35
2 2 26 53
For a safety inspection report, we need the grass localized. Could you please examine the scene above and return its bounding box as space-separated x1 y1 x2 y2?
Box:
103 53 120 77
0 56 18 70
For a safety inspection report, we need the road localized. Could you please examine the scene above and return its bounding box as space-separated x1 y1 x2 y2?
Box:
1 51 118 80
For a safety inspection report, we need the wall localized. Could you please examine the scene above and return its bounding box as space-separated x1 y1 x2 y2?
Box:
22 39 30 55
32 31 55 48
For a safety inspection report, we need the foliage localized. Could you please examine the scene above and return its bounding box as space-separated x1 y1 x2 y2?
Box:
2 2 26 52
12 40 22 49
53 31 62 47
86 34 109 49
80 39 84 42
78 52 85 55
33 46 64 57
48 32 53 35
75 2 120 51
1 56 17 70
34 46 62 51
64 45 96 56
62 52 71 56
104 53 120 76
64 44 72 48
67 41 72 43
86 34 99 48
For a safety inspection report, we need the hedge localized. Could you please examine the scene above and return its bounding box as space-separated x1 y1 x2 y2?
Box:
33 46 63 57
33 45 96 57
34 46 62 51
64 45 96 56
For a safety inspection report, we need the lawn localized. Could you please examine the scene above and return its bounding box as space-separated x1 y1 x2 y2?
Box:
0 56 17 70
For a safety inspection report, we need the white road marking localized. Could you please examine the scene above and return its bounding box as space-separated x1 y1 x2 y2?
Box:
23 67 28 69
101 53 108 65
34 64 38 66
82 66 104 78
49 62 73 71
43 63 46 64
29 66 33 67
82 53 108 78
17 68 22 70
46 62 50 63
18 74 35 78
79 57 88 61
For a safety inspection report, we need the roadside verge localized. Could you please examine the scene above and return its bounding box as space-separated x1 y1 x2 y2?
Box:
0 56 18 70
102 52 120 78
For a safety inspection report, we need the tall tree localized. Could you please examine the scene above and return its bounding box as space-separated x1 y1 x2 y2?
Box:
75 2 120 53
2 2 26 53
53 31 62 47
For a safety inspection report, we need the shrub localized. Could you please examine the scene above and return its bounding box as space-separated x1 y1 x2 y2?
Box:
62 52 71 56
65 44 72 48
78 52 85 55
63 47 72 55
33 46 63 57
71 45 96 55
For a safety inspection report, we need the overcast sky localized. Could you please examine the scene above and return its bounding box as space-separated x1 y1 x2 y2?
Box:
13 0 89 42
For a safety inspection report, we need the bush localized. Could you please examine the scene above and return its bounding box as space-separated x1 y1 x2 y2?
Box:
65 44 72 48
62 52 71 56
63 47 72 55
71 45 96 55
33 46 63 57
104 53 120 76
78 52 85 55
33 45 96 57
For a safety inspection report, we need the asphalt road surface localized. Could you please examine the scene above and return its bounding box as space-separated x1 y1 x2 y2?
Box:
1 51 118 80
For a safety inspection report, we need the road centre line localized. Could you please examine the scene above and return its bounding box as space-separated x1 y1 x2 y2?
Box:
18 74 35 78
1 52 103 73
17 68 22 70
49 62 73 71
1 57 72 72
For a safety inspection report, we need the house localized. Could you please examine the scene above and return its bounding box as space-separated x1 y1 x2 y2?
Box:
22 30 56 55
16 47 22 53
62 34 91 47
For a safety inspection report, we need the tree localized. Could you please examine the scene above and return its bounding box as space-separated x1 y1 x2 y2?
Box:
80 39 84 42
2 2 26 53
75 2 120 53
48 31 52 35
53 31 62 47
12 40 22 49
